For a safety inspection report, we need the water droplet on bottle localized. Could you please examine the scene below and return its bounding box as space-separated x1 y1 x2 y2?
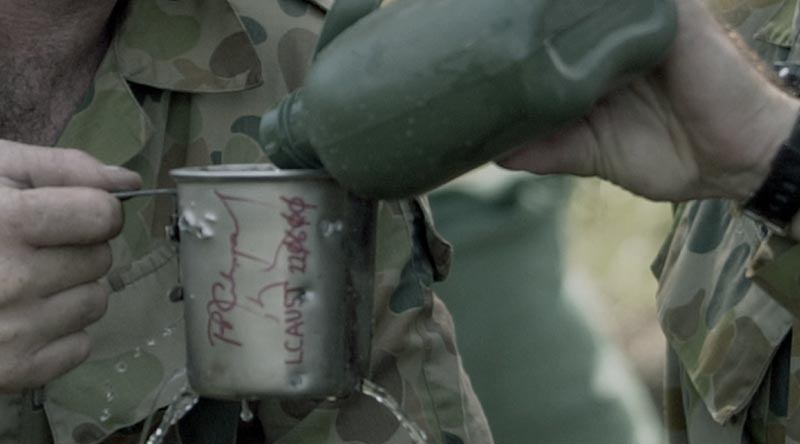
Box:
105 390 115 403
133 347 142 358
99 408 112 423
146 338 157 347
162 327 173 337
115 362 128 374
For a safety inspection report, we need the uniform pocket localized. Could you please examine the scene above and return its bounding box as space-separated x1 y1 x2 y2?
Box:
45 242 187 444
656 200 794 424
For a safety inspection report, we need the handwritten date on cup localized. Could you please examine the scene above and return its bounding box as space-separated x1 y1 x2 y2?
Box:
206 191 316 365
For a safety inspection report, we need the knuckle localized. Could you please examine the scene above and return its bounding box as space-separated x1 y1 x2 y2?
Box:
60 149 95 167
83 284 108 325
92 243 113 275
9 191 41 234
70 332 93 364
78 285 109 325
0 263 35 304
0 322 23 348
86 191 122 239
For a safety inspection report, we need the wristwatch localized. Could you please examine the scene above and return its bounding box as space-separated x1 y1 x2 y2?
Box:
743 111 800 235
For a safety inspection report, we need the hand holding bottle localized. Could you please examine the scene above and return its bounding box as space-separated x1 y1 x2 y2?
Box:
500 0 799 204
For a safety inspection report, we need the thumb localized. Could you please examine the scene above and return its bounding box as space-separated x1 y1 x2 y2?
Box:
0 141 141 191
497 122 598 177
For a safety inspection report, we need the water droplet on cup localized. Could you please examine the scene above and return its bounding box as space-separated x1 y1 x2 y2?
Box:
240 400 254 422
115 362 128 374
320 220 344 237
289 375 304 388
99 408 112 423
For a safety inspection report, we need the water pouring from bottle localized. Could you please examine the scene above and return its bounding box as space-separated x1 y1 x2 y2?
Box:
360 379 428 444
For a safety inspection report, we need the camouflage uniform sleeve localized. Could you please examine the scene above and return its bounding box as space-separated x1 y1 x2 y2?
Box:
749 235 800 317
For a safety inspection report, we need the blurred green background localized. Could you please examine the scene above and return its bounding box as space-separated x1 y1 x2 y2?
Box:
430 168 672 443
566 178 672 404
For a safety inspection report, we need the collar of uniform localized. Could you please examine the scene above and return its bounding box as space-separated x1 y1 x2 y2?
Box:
113 0 265 93
307 0 333 10
57 49 155 167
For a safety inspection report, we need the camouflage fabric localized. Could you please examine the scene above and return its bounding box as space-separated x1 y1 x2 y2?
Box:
0 1 491 443
655 1 800 441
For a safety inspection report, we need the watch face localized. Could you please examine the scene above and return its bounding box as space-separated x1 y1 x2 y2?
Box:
775 62 800 96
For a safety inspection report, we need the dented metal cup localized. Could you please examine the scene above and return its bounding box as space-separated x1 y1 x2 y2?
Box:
170 164 377 400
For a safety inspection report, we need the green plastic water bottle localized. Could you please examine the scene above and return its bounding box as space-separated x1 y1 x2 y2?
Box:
260 0 677 198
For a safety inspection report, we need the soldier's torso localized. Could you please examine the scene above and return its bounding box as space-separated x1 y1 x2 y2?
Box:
0 1 491 443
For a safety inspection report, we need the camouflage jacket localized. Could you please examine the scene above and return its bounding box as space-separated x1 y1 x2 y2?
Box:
0 1 491 443
656 1 800 442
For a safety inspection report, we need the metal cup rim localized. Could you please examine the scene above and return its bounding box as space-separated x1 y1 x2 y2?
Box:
170 164 331 183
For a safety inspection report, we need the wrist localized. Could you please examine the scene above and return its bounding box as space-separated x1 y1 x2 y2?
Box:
740 94 800 236
731 95 800 202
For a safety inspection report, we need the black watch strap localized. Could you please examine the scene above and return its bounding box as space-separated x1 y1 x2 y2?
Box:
743 113 800 231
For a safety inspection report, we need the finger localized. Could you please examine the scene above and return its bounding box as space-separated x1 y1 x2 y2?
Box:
29 283 109 345
497 122 598 177
0 245 111 305
0 142 141 191
6 187 123 247
26 331 92 388
25 244 113 297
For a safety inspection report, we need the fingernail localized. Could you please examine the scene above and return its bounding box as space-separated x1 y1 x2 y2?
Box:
104 166 142 190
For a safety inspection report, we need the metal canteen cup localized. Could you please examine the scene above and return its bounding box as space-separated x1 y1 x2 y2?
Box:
169 164 377 400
